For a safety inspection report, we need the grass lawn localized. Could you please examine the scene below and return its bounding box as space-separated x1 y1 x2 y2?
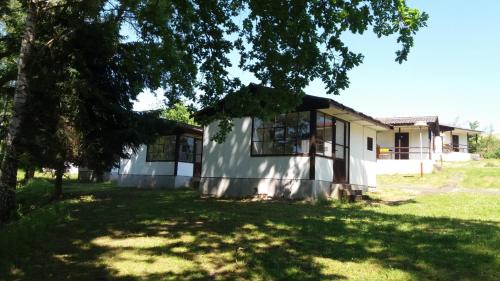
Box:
378 159 500 189
1 182 499 281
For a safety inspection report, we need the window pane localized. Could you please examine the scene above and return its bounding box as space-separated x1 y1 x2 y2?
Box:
284 139 296 154
325 123 333 143
273 143 285 154
252 118 263 141
316 140 325 155
251 111 311 156
298 112 310 137
316 127 324 143
316 112 325 127
324 141 333 157
298 112 310 154
179 137 194 162
147 136 175 161
297 139 310 154
275 114 286 127
336 144 345 159
367 137 373 151
336 120 345 145
263 141 274 154
274 127 285 141
324 115 333 129
286 113 298 127
252 142 264 154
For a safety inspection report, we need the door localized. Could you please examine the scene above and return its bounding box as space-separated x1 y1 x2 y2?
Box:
193 138 202 177
395 133 409 159
452 135 459 152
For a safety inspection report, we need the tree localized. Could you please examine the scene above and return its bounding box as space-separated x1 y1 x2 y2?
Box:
163 103 198 125
0 0 428 221
0 0 37 221
469 121 480 130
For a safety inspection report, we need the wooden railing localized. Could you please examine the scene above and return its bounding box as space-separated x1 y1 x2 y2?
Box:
442 144 468 153
377 146 431 160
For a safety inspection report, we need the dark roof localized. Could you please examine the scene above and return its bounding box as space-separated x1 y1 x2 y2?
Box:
195 83 391 130
377 116 438 126
173 121 203 134
136 109 203 135
299 95 391 129
439 124 482 133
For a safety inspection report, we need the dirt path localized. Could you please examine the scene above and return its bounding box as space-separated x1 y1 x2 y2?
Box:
395 186 500 196
371 186 500 205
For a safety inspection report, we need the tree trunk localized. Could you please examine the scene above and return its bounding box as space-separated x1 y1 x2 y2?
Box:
52 167 64 200
0 2 36 222
23 166 35 183
92 170 104 183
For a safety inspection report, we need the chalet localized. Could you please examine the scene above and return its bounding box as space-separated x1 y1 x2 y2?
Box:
376 116 481 174
195 84 390 200
115 121 203 188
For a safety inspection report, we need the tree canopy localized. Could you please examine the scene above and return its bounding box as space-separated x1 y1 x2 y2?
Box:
162 103 198 126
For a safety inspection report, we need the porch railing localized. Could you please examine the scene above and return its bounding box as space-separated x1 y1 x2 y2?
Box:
442 144 468 153
377 146 431 160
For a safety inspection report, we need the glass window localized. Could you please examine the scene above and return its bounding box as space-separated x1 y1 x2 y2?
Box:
146 136 176 161
252 112 310 155
316 112 334 157
367 137 373 151
179 136 194 162
336 120 345 145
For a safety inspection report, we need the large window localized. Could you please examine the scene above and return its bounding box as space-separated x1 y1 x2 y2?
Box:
146 136 176 162
252 112 310 155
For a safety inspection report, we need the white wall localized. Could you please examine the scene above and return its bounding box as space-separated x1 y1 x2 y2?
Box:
202 118 310 180
377 160 434 175
349 123 377 187
119 145 175 176
315 157 333 182
177 162 194 176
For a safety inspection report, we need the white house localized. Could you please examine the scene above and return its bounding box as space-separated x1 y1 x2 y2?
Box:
196 84 391 200
115 121 203 188
376 116 481 175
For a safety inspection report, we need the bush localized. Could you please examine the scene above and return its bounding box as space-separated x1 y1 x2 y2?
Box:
16 178 54 217
478 135 500 159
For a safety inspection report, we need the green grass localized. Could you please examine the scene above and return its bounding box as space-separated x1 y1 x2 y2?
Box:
378 159 500 189
1 183 499 281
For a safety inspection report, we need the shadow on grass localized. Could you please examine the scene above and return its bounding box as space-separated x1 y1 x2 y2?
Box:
1 187 498 281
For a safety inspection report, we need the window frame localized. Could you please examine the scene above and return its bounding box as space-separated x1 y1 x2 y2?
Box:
145 135 176 162
251 112 311 157
367 136 374 151
315 112 335 158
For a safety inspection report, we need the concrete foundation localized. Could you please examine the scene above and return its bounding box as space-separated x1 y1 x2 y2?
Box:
199 177 364 200
377 159 435 175
116 174 195 188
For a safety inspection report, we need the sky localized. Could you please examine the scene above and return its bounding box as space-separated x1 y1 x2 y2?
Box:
134 0 500 133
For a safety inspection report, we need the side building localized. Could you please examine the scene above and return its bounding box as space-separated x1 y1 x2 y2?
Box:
115 121 203 188
376 116 481 174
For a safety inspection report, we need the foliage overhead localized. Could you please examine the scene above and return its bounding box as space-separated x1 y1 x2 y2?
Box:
0 0 428 141
162 103 198 126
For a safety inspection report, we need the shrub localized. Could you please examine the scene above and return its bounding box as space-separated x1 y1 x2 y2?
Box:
16 178 54 218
